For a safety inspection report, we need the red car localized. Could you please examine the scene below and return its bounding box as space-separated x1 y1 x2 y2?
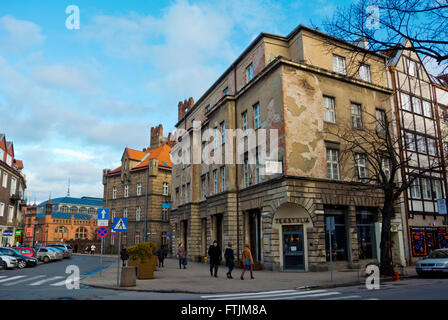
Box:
11 247 37 258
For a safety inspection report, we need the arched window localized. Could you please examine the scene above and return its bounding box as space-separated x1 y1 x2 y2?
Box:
80 207 87 214
61 206 69 213
70 206 78 214
88 207 95 215
75 227 87 239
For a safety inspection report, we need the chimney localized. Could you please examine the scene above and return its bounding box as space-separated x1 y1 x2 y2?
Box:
150 124 163 149
177 97 194 121
352 37 369 50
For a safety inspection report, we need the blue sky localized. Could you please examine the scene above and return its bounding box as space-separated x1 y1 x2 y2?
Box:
0 0 349 204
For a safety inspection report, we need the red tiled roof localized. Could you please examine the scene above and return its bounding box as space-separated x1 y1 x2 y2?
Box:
109 166 122 174
125 148 147 161
14 160 24 169
133 143 172 170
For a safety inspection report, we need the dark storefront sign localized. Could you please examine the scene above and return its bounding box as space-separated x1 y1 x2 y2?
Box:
411 227 448 257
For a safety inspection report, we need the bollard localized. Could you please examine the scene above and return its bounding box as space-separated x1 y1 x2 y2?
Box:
204 256 208 264
395 264 400 281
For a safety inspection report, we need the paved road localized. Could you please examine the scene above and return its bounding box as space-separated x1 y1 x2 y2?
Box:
0 254 447 300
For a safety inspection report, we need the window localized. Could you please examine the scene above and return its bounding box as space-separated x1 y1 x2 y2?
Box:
355 153 368 181
242 112 248 134
213 170 218 194
2 172 7 188
381 158 391 181
333 55 346 74
0 202 4 217
356 212 377 260
417 135 426 153
186 183 191 202
175 187 180 204
124 184 129 198
220 121 226 144
351 103 363 129
10 177 16 196
323 96 336 123
113 186 117 199
112 209 116 220
324 212 347 261
123 207 128 218
6 154 12 167
253 103 261 129
137 183 142 196
205 105 210 113
214 127 219 148
246 63 254 83
201 176 206 200
423 101 432 118
401 93 411 111
0 149 3 162
376 109 387 133
327 149 340 180
405 133 416 151
408 59 418 77
162 208 169 221
410 178 421 199
136 207 141 221
412 97 422 114
70 207 78 214
7 205 13 222
428 138 437 156
75 227 87 240
244 153 250 187
359 64 371 82
223 87 229 95
79 207 87 214
433 180 443 199
89 207 95 215
421 178 432 200
163 182 169 196
220 167 226 192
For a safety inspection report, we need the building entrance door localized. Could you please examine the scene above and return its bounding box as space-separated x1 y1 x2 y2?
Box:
282 225 305 270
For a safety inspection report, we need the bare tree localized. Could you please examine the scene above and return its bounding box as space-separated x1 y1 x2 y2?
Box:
326 110 444 274
321 0 448 74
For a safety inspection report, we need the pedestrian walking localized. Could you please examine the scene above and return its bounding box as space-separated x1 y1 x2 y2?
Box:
208 240 221 278
177 243 186 269
156 245 167 267
240 244 255 280
224 242 234 279
120 246 129 267
91 244 96 255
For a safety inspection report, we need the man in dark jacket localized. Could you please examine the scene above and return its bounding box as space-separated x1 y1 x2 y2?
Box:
224 242 235 279
120 246 129 267
156 245 167 267
208 240 221 277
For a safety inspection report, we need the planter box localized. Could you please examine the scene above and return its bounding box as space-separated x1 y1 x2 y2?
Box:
120 266 137 287
138 262 154 279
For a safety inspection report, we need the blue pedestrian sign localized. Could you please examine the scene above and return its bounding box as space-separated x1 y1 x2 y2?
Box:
112 217 128 232
97 208 110 220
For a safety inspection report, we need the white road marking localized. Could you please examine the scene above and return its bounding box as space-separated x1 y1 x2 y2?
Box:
323 295 361 300
201 289 297 299
0 276 26 283
267 291 340 300
3 275 45 286
29 276 64 286
208 290 329 300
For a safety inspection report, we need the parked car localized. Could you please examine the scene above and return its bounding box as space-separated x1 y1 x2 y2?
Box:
48 244 72 258
0 255 17 269
11 247 37 258
416 249 448 276
36 247 62 263
47 247 65 260
0 248 38 268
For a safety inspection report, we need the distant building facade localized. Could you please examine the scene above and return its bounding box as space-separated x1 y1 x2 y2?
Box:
23 196 103 247
102 125 173 254
0 134 26 246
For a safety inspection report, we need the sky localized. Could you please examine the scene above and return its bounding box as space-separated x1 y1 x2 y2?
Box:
0 0 348 204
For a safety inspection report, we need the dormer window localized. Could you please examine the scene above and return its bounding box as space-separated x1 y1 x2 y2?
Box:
246 63 254 83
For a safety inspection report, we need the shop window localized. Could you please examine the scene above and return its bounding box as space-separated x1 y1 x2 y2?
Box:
324 213 347 261
356 212 377 260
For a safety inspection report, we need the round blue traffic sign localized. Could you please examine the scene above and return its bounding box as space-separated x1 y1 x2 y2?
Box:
97 227 108 238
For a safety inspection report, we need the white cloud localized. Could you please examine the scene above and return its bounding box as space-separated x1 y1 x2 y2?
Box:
53 149 94 160
0 15 45 51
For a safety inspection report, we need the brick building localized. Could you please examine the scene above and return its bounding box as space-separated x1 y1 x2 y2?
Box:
169 25 406 271
23 196 103 247
0 134 26 246
102 125 173 254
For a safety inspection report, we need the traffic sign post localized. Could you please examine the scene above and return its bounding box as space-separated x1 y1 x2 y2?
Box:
326 216 335 282
96 227 108 277
111 217 127 287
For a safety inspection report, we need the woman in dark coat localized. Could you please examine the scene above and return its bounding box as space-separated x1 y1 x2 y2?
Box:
177 243 186 269
120 246 129 267
208 240 221 277
224 242 234 279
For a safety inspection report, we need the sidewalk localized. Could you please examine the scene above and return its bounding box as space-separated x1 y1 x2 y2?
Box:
81 258 418 294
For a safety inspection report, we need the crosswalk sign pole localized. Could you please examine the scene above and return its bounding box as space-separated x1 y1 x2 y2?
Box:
117 232 121 287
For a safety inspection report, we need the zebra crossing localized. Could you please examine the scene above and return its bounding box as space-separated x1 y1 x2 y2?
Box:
0 274 71 287
201 289 380 300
